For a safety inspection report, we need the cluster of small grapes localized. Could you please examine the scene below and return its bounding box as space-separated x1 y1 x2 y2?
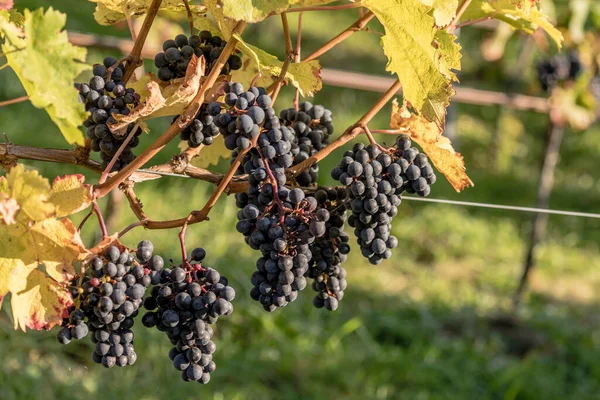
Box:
332 137 436 265
308 187 350 311
280 102 334 186
57 241 164 368
536 51 582 92
210 82 276 153
141 248 235 384
154 32 242 82
176 102 222 148
77 57 142 171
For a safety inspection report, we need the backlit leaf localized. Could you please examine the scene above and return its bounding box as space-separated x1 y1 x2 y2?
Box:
206 0 336 23
90 0 206 26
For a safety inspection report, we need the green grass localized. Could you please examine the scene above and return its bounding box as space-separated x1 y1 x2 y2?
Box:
2 1 600 399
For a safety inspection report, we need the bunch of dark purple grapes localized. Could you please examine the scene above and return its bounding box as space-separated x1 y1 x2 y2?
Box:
57 241 164 368
536 51 582 92
141 248 235 384
154 32 242 82
308 187 350 311
77 56 142 171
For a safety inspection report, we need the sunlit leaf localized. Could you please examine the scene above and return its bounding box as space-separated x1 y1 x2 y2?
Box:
90 0 206 26
205 0 336 23
419 0 458 26
49 174 93 219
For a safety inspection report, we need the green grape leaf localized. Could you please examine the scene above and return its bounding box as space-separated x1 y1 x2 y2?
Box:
419 0 459 26
0 165 89 331
0 8 90 145
233 40 322 97
205 0 336 23
90 0 206 26
362 0 461 128
462 0 563 48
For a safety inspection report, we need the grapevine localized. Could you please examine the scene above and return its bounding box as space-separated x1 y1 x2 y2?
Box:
0 0 568 387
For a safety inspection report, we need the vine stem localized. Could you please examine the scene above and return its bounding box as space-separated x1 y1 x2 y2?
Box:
77 209 94 233
0 96 28 107
285 3 363 13
289 79 402 177
92 201 108 239
304 11 374 62
95 21 248 198
270 13 294 105
447 0 473 31
123 0 163 83
98 122 141 185
454 16 492 29
122 184 148 221
182 0 194 36
179 213 194 263
361 124 389 153
293 12 303 110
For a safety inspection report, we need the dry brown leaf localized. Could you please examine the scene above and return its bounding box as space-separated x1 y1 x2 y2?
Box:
390 99 473 192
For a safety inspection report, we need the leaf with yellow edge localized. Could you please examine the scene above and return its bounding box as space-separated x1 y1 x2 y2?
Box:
10 269 73 331
89 0 206 26
462 0 563 48
233 40 322 97
189 135 229 169
390 99 473 192
49 174 93 219
362 0 461 129
0 8 90 145
4 165 54 222
208 0 336 23
419 0 458 26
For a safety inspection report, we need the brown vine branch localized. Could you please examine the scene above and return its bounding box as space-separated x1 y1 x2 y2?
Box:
447 0 473 31
304 11 375 62
289 79 402 177
121 184 148 221
123 0 163 82
95 21 248 199
0 96 29 107
92 201 108 239
0 144 102 172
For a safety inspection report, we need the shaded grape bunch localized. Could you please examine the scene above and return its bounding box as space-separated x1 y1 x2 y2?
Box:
176 102 222 148
154 32 242 82
308 187 350 311
536 51 582 92
57 241 164 369
212 82 277 154
141 248 234 383
78 57 142 171
280 102 334 186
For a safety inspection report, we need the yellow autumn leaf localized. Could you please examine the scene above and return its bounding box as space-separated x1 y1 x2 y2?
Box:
3 165 54 222
205 0 335 23
362 0 461 129
49 174 93 219
189 135 230 169
390 99 474 192
419 0 458 26
10 269 73 331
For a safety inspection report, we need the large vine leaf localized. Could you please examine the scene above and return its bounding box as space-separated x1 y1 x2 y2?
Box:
233 40 322 97
419 0 459 26
362 0 461 129
462 0 563 48
390 99 474 192
0 8 90 145
0 165 89 331
90 0 206 26
49 174 94 219
207 0 336 23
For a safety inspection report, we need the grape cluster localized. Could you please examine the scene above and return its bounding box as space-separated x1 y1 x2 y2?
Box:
57 241 163 368
78 57 142 171
308 187 350 311
211 82 277 154
176 102 222 148
154 32 242 82
536 51 582 92
280 102 334 186
141 248 234 383
332 137 436 264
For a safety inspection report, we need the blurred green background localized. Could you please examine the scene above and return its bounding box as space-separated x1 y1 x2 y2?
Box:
2 1 600 399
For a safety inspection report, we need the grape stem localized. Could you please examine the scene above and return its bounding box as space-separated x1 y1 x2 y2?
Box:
123 0 163 83
270 13 295 105
77 209 94 233
182 0 194 36
0 96 29 107
92 201 109 239
447 0 473 31
258 149 287 225
124 7 137 42
293 12 303 111
361 124 392 154
179 213 194 265
98 122 141 185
